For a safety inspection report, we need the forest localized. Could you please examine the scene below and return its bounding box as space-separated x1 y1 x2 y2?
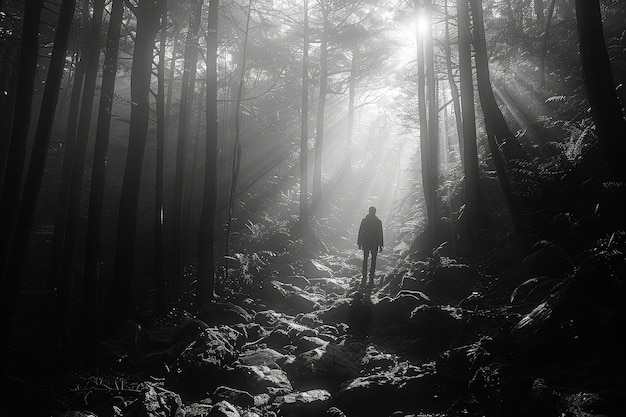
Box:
1 0 625 415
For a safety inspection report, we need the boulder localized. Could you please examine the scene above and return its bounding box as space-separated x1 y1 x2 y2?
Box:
137 383 183 417
272 275 311 289
212 386 255 408
208 401 240 417
167 326 239 398
229 364 293 396
371 292 428 329
408 305 466 349
272 389 332 416
238 347 290 369
317 299 351 325
254 310 282 327
284 343 363 390
335 364 438 413
302 259 334 278
198 301 253 327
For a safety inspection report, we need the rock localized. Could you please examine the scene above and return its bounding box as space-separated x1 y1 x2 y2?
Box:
138 383 183 417
183 403 213 417
335 364 438 413
238 347 290 369
317 299 351 325
167 326 239 398
325 407 347 417
408 305 466 349
530 378 561 416
212 386 255 408
257 281 288 305
361 346 396 374
436 338 492 388
244 323 265 341
295 312 322 327
198 301 253 327
302 259 334 278
229 364 293 396
469 363 533 417
296 336 328 353
258 328 291 351
208 401 240 417
284 343 363 390
272 275 311 289
254 310 282 327
347 291 373 336
273 389 332 416
371 292 428 329
308 277 347 294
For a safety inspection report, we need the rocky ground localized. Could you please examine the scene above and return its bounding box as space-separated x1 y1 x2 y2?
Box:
28 234 626 417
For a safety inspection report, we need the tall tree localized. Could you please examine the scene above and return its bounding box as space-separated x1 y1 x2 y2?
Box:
154 0 168 313
444 0 464 165
226 0 253 278
111 0 164 326
575 0 626 181
300 0 309 228
457 0 481 243
173 0 203 281
0 0 75 346
82 0 125 367
48 0 91 288
470 0 528 252
197 0 219 305
56 0 105 361
312 4 329 207
0 0 45 273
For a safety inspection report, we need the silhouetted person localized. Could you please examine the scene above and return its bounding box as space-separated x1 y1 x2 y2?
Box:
357 206 383 288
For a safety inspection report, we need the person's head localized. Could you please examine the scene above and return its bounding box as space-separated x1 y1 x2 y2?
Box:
368 206 376 215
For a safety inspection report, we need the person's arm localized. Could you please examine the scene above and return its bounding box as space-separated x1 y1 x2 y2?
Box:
357 219 364 249
378 219 384 250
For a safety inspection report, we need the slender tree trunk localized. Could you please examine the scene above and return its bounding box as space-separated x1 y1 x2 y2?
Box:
183 80 205 259
82 0 124 369
444 0 464 166
425 0 440 246
534 0 545 29
0 0 44 273
312 10 329 207
48 0 90 289
0 0 74 350
300 0 309 228
165 18 180 131
346 45 357 171
575 0 626 180
197 0 219 305
225 0 253 279
471 0 528 252
415 0 433 244
154 0 167 313
111 0 163 328
539 0 556 107
457 0 481 243
56 0 105 362
173 0 203 281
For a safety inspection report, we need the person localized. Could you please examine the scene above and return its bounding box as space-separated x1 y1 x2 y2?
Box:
357 206 383 288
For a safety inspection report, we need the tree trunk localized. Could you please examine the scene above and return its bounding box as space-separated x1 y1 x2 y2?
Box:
575 0 626 180
299 0 309 228
444 0 464 165
197 0 219 305
346 45 357 170
111 0 163 328
56 0 105 361
0 0 74 350
47 0 90 290
534 0 545 29
425 0 440 246
457 0 481 243
312 10 329 207
154 1 167 313
471 0 528 253
225 0 253 279
173 0 203 281
539 0 556 107
0 0 44 273
82 0 124 368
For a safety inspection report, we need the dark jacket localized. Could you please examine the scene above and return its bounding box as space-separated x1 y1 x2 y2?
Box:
357 214 383 249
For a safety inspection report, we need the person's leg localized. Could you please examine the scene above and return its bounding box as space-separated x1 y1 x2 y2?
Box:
362 249 369 287
369 247 378 284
